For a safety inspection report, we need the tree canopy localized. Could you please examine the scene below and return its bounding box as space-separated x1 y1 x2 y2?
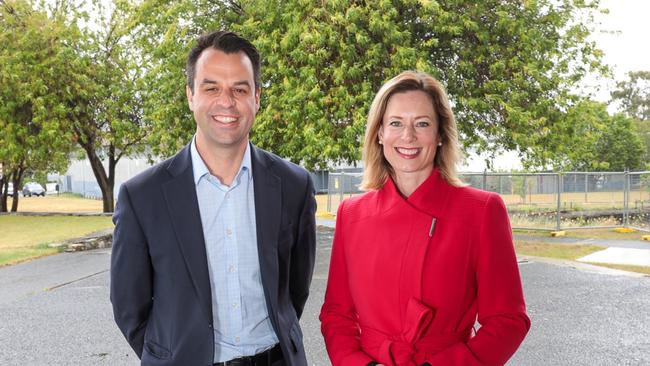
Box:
611 71 650 121
0 0 78 211
0 0 147 212
550 99 645 171
611 70 650 167
130 0 608 170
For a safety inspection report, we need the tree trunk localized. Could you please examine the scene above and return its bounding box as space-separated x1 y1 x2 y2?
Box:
10 167 25 212
0 178 7 212
107 145 117 213
83 144 114 213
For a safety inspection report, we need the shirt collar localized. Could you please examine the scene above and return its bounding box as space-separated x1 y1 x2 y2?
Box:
190 136 253 186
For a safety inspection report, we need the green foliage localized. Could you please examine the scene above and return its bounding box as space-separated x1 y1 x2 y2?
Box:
62 0 149 212
632 120 650 166
0 0 80 210
130 0 607 170
611 71 650 121
0 0 148 212
551 99 645 171
593 114 645 171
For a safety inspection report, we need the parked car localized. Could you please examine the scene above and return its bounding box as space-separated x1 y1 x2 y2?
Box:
22 182 46 197
6 182 15 197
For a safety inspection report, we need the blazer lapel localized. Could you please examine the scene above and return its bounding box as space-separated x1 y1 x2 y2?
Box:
161 145 212 322
251 145 281 313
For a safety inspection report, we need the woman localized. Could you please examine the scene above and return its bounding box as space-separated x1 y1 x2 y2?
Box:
320 71 530 366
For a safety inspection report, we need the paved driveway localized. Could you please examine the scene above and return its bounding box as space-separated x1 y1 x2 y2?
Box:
1 227 649 365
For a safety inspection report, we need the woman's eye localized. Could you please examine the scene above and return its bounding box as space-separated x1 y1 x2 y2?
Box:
416 121 430 127
388 121 401 127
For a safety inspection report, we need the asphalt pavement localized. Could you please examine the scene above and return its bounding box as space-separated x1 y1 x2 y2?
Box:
1 226 650 365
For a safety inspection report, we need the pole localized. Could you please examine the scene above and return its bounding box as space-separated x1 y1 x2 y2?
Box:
623 168 630 226
556 173 562 230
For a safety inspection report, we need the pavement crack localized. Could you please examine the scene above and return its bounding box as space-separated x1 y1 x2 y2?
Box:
46 269 109 291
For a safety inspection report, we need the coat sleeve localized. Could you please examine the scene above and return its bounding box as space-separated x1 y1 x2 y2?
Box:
425 193 531 365
320 202 376 366
290 174 317 319
110 184 153 359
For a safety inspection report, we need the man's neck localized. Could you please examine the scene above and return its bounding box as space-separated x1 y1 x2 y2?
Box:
195 137 248 187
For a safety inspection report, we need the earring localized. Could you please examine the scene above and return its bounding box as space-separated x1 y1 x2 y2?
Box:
437 142 442 146
378 139 383 145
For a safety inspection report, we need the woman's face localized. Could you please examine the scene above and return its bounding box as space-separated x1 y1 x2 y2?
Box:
378 90 441 188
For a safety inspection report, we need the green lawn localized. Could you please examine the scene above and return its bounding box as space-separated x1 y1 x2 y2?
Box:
514 228 648 242
515 241 605 260
0 215 114 266
515 240 650 275
589 263 650 275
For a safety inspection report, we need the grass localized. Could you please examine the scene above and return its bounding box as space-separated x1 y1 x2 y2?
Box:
4 194 649 275
588 263 650 275
0 215 113 266
13 194 103 213
514 228 649 241
515 241 605 260
515 240 650 275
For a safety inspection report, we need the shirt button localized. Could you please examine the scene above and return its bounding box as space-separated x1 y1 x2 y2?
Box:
235 337 240 343
228 265 235 273
226 228 232 237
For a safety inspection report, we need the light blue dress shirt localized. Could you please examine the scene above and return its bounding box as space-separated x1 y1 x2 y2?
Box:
190 138 278 362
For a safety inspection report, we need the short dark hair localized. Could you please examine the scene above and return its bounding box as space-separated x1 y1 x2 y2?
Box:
186 30 261 92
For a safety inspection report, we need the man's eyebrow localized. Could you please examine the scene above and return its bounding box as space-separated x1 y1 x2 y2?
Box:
233 80 252 88
199 79 251 88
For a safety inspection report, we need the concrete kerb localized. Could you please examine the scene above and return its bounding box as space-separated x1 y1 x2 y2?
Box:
48 228 114 252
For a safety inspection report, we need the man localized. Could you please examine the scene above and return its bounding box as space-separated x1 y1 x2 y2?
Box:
110 31 316 366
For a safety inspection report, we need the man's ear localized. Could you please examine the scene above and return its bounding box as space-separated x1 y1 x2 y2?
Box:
186 85 194 111
254 87 261 113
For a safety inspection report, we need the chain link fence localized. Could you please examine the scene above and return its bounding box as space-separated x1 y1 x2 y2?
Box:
324 170 650 232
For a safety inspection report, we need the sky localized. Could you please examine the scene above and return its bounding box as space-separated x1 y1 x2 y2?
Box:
463 0 650 171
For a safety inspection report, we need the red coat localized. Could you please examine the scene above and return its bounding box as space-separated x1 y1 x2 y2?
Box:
320 170 530 366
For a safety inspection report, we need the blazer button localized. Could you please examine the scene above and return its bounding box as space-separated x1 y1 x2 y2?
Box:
208 324 213 328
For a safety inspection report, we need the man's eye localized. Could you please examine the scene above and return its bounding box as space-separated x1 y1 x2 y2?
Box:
234 88 247 95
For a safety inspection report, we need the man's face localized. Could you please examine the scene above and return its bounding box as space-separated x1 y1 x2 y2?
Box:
186 49 260 153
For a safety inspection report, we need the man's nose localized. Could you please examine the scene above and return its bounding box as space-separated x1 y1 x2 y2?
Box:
216 90 235 107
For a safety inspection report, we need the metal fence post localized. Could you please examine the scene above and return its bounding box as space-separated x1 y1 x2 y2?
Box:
623 168 630 226
556 173 562 231
584 172 588 203
339 172 345 207
482 170 487 190
327 173 332 214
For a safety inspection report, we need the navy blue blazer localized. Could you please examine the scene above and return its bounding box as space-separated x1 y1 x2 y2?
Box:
110 143 316 366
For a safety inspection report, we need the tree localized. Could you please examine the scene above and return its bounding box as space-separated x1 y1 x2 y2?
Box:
611 71 650 121
1 0 146 213
611 71 650 166
129 0 607 170
550 99 645 171
0 0 77 212
62 1 148 212
592 114 645 171
632 120 650 167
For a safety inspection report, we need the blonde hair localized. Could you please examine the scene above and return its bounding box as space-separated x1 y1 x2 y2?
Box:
360 71 464 190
